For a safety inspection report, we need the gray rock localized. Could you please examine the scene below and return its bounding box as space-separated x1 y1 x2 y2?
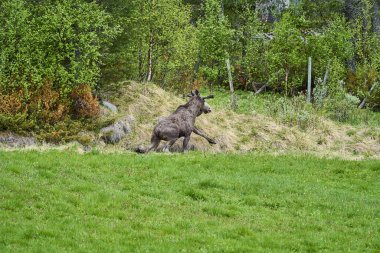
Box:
169 142 195 152
100 116 134 144
101 100 118 113
154 141 195 152
0 132 37 148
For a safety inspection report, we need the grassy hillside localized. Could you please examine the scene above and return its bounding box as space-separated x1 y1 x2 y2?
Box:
0 151 379 252
101 81 380 159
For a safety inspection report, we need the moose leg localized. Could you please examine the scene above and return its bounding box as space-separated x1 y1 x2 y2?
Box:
146 135 161 153
162 138 178 153
193 127 216 144
182 135 191 152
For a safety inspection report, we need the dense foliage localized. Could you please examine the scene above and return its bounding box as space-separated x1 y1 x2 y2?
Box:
0 0 119 95
0 0 380 133
101 0 380 107
0 0 118 132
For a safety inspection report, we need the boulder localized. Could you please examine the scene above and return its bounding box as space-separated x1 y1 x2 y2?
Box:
168 142 195 152
0 132 37 148
101 100 118 113
100 116 134 144
135 141 195 153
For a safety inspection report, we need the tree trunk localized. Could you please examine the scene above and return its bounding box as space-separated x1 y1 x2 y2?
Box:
138 42 143 81
373 0 380 37
191 57 201 86
226 58 237 109
146 32 154 82
285 69 289 96
241 16 247 61
323 60 330 85
255 84 269 94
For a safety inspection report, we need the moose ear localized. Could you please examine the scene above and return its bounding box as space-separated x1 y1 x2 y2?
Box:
203 95 215 99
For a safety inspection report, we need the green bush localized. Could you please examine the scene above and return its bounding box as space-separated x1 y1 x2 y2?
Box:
0 0 119 96
313 78 328 108
266 95 318 130
0 114 31 133
0 0 118 137
324 93 360 122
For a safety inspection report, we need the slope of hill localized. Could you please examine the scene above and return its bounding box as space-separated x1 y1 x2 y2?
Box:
102 81 380 159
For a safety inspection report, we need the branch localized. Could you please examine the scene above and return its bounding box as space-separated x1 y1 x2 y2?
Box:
251 81 270 94
359 81 378 109
255 84 269 94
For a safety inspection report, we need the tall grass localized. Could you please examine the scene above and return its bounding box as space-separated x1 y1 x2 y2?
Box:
209 88 380 128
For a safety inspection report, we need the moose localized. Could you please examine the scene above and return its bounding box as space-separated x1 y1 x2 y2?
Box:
138 90 216 153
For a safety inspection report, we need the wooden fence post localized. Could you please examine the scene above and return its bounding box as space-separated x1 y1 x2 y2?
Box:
226 58 237 109
307 57 312 103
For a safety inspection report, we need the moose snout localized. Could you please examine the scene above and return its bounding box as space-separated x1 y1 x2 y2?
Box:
204 102 212 114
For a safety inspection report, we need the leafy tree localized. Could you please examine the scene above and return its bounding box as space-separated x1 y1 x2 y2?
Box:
240 5 270 87
308 16 353 86
266 12 306 95
101 0 197 90
300 0 344 27
0 0 119 97
197 0 233 87
0 0 36 96
345 0 380 107
147 0 198 89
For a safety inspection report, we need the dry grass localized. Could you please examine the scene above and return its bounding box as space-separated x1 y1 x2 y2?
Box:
100 81 380 160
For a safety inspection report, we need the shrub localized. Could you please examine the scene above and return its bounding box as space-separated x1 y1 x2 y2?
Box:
0 82 70 132
71 84 100 118
313 78 328 108
0 90 24 115
0 114 30 133
325 93 360 122
266 95 318 130
28 81 68 124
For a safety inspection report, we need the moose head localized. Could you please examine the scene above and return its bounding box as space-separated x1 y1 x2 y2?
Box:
187 90 214 115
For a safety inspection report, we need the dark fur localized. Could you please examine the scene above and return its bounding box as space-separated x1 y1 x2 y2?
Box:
138 90 216 153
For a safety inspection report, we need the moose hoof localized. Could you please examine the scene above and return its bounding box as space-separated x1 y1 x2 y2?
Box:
209 139 217 145
162 147 170 153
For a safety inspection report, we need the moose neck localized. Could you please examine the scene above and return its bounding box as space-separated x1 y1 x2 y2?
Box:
185 98 202 118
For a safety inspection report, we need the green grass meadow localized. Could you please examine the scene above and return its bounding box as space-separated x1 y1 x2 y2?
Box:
0 151 379 252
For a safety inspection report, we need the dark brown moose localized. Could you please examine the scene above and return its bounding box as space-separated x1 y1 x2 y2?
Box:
138 90 216 153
